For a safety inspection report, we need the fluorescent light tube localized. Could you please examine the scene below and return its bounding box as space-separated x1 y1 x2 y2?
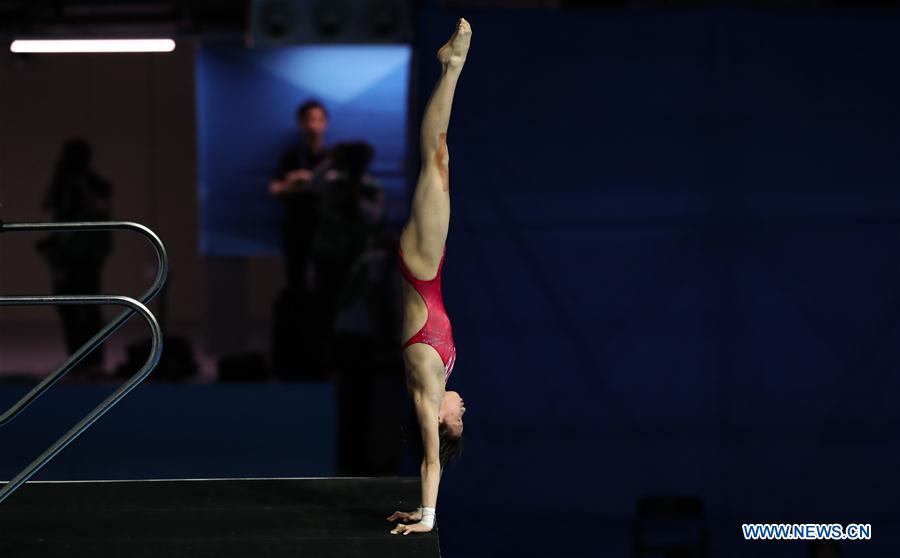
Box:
10 39 176 54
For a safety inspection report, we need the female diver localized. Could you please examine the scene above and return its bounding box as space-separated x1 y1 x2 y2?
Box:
385 17 471 536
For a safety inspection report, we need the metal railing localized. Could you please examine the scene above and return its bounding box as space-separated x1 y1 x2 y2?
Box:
0 221 168 504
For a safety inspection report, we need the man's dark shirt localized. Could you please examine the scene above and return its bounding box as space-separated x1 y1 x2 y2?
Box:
273 142 330 224
273 141 330 291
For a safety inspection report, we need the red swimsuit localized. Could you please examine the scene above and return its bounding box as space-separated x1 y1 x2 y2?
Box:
399 246 457 381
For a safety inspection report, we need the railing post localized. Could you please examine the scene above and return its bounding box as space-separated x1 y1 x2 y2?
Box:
0 221 168 504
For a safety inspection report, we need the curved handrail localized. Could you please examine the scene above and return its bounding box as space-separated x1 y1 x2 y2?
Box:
0 221 168 426
0 295 162 504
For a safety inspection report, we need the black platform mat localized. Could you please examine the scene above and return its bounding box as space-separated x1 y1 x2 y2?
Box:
0 477 438 557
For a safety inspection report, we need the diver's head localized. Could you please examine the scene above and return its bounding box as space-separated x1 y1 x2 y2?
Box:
438 390 465 466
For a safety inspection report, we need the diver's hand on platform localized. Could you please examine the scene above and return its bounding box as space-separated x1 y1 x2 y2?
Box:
386 509 422 523
390 521 432 535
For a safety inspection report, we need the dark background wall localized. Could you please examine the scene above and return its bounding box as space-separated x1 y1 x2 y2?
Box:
0 46 203 326
1 5 900 558
421 7 900 558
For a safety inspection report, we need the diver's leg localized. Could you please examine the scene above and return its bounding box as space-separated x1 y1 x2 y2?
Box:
399 18 471 279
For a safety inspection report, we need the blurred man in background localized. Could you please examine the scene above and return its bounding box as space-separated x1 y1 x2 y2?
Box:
269 100 334 378
269 99 331 293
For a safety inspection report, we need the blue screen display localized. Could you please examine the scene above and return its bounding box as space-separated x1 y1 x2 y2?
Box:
196 45 411 255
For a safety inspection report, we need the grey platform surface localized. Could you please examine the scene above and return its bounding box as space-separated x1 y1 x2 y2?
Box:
0 477 439 557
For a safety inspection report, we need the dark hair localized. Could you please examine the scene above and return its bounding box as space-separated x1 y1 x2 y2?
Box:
438 422 464 468
296 99 329 121
401 400 465 469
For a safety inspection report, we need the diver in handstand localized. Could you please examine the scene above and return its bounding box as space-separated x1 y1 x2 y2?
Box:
386 17 472 536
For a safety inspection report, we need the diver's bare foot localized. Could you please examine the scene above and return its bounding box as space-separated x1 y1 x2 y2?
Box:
437 18 471 68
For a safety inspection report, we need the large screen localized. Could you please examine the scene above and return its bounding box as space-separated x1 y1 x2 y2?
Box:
196 44 411 256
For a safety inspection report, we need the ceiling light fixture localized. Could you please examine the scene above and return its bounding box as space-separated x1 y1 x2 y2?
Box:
9 39 176 54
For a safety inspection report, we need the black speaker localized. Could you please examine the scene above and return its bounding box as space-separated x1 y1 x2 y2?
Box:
250 0 413 45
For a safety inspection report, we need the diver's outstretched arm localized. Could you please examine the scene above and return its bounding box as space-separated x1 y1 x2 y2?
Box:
399 18 471 279
387 386 442 534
